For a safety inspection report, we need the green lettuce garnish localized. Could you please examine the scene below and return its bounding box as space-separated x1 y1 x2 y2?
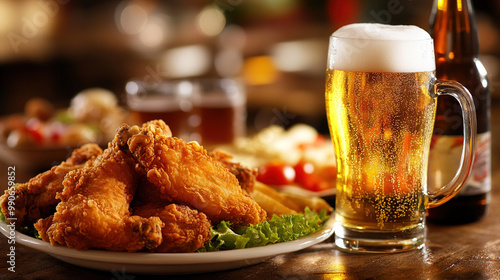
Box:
1 208 330 250
0 211 41 239
198 208 329 252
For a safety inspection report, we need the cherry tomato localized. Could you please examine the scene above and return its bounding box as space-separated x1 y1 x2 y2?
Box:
295 161 336 192
293 160 315 186
25 118 44 145
27 129 44 145
300 173 331 192
47 122 65 144
311 177 331 191
50 129 63 144
257 162 295 186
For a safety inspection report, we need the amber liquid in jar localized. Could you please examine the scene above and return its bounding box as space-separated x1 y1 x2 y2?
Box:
190 79 246 147
129 109 190 139
192 105 243 146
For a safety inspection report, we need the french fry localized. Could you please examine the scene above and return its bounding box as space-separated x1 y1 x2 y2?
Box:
249 189 297 219
251 182 333 218
279 192 333 213
253 182 302 212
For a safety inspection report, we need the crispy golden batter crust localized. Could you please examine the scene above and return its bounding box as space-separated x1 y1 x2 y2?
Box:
0 143 102 229
134 203 211 253
3 119 267 252
34 125 164 252
209 149 258 194
128 120 267 227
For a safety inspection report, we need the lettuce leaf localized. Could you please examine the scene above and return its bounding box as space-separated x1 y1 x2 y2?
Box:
0 211 41 239
0 208 330 250
198 208 329 252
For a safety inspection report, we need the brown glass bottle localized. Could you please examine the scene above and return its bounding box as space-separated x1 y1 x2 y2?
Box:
427 0 491 224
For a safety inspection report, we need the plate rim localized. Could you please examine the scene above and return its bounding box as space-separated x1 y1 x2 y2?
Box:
0 215 335 266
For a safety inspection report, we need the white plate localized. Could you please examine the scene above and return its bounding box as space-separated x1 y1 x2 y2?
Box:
0 216 334 275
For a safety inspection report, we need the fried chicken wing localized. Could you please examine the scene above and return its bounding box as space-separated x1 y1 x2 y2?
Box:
132 176 171 206
34 124 164 251
126 120 267 227
209 149 258 194
0 143 102 229
133 203 211 253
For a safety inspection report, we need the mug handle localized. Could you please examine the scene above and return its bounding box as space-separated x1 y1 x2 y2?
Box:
426 80 477 208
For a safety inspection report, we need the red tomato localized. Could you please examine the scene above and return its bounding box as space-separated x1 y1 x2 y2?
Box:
27 129 44 145
50 130 62 144
295 162 336 192
25 118 44 145
293 160 315 186
257 162 295 186
303 174 331 192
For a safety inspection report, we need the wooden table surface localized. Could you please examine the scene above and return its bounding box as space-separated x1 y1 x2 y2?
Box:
1 99 500 280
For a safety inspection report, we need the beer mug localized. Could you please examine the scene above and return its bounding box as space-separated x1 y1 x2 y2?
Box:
190 78 246 147
125 80 193 140
325 23 477 252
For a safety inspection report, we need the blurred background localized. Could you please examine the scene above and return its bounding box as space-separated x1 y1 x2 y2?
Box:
0 0 498 135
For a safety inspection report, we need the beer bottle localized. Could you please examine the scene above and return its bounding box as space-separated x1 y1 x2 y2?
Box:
427 0 491 224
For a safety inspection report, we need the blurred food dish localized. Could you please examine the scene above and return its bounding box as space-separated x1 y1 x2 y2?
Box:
0 144 74 171
0 88 126 169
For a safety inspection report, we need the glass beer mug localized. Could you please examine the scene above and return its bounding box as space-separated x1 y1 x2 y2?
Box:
325 24 477 253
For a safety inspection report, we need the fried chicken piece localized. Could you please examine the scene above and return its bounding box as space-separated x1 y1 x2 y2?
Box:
35 215 53 242
126 120 267 227
34 124 164 252
0 143 102 229
133 203 211 253
131 175 211 253
132 176 171 206
209 149 258 194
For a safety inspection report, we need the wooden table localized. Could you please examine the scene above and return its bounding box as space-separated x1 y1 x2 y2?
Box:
1 100 500 280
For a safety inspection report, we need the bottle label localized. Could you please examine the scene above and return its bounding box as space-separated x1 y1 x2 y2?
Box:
428 131 491 196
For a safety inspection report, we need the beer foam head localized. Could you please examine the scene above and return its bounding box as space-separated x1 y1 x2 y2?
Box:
328 23 435 72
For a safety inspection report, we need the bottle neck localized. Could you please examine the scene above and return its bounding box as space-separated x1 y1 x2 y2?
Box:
429 0 479 61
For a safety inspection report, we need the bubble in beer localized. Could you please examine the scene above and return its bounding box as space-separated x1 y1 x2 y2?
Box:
328 23 436 73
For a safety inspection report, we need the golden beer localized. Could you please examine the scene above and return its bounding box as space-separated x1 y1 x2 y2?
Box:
326 23 476 252
326 69 436 231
